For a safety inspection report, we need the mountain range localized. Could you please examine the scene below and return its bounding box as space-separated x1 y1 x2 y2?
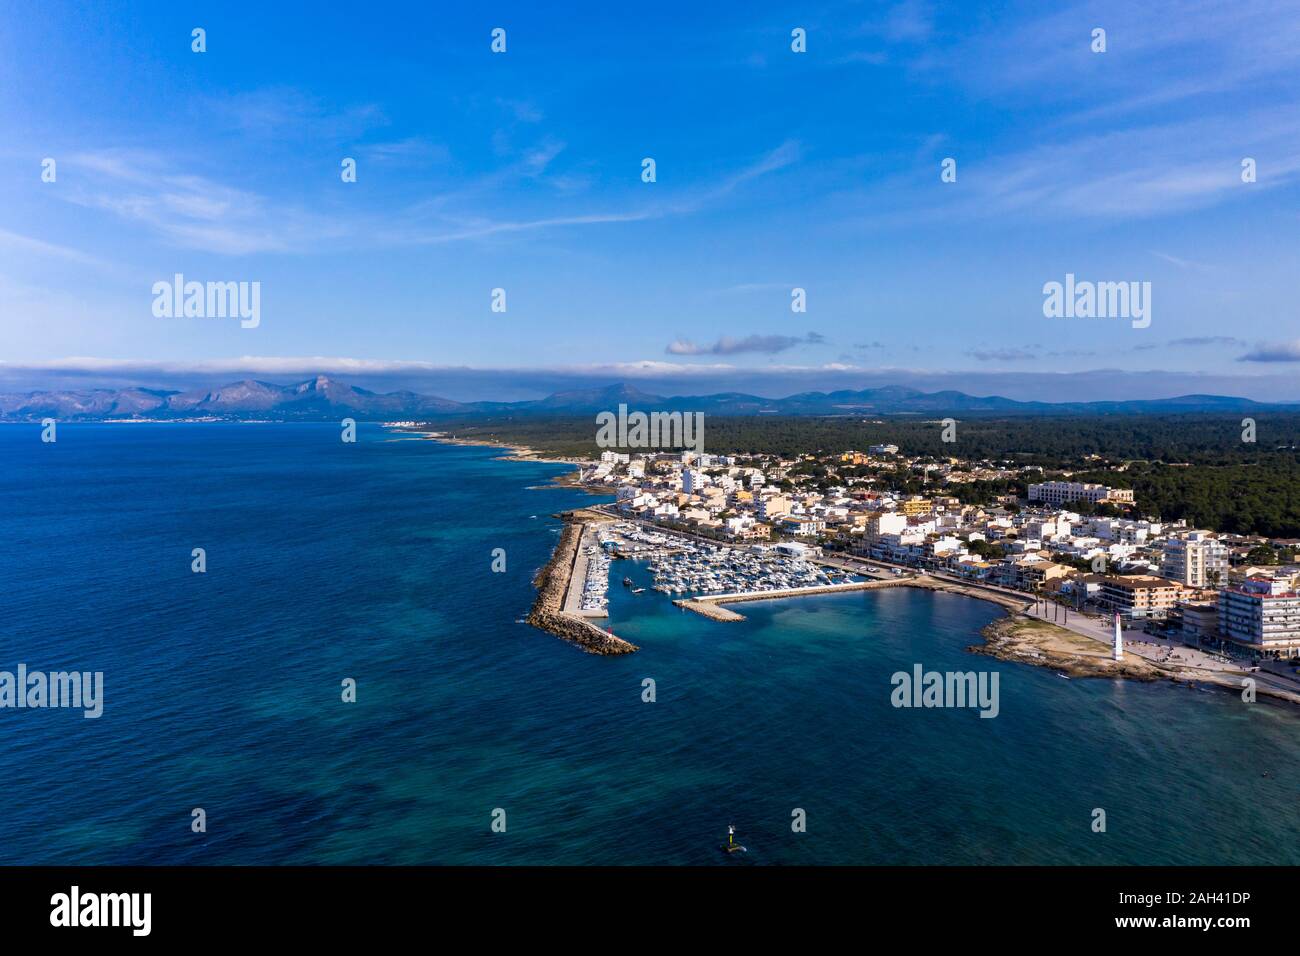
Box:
0 375 1295 421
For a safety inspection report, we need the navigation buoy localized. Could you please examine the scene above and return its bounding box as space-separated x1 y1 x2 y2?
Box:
721 823 747 854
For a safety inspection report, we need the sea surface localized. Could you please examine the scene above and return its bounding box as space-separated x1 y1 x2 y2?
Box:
0 423 1296 865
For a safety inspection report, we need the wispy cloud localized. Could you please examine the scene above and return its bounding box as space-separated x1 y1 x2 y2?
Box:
879 0 934 43
1135 335 1246 351
57 148 344 255
820 2 1300 228
358 137 451 166
667 332 824 356
207 87 388 142
397 210 656 245
1239 340 1300 362
966 346 1039 362
0 228 109 269
395 140 802 245
496 98 544 124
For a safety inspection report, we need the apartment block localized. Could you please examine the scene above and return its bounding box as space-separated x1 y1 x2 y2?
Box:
1218 576 1300 658
1028 481 1135 507
1160 531 1228 588
1099 574 1182 620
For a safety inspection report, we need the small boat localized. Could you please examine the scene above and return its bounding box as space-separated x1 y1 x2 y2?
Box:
622 577 634 587
632 588 646 594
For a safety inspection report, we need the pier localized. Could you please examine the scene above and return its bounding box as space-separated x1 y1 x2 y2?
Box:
673 599 746 622
675 574 1032 621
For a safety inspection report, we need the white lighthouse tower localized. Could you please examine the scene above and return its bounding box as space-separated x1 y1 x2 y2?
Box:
1112 611 1124 661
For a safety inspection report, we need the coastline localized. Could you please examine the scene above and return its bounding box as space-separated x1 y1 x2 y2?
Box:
408 428 1300 705
406 429 584 466
686 572 1300 705
972 614 1300 706
402 429 610 494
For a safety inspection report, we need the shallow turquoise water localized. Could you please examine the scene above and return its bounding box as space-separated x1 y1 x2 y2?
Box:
0 423 1295 864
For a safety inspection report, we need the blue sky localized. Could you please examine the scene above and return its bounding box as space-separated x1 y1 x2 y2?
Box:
2 0 1300 401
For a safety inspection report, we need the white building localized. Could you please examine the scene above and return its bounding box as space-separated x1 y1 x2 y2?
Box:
1026 517 1072 540
1218 576 1300 658
1160 531 1228 588
1028 481 1134 507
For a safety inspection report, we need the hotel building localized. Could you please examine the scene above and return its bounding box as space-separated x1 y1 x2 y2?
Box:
1099 574 1182 620
1218 576 1300 658
1028 481 1135 507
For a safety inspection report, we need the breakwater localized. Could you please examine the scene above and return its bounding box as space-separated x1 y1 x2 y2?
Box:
673 599 745 621
528 511 638 655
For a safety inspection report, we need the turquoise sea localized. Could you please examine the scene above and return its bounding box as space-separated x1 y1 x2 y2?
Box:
0 423 1296 865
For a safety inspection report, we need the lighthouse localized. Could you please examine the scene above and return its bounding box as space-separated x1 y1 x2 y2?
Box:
1112 611 1124 661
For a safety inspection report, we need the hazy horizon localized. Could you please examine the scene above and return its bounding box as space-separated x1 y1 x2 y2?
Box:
3 362 1300 407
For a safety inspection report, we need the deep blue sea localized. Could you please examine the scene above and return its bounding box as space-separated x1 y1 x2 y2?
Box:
0 423 1296 865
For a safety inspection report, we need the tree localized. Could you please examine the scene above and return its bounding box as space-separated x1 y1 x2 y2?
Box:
1246 545 1278 566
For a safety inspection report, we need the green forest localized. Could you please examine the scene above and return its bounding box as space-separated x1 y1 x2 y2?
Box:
426 412 1300 538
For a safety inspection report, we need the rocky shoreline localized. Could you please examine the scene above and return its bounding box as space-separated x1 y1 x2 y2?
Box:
972 614 1300 705
526 510 637 655
972 615 1163 680
409 430 606 493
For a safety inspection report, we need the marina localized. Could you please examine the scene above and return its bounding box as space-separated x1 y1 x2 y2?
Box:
597 522 860 598
577 544 612 616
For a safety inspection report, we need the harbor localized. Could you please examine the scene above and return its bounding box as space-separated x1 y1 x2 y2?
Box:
529 512 1300 702
597 521 860 596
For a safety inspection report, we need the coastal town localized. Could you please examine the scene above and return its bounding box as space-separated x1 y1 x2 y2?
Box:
569 443 1300 667
398 424 1300 702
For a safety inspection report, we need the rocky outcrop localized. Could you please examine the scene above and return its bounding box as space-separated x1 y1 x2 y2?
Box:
973 615 1162 680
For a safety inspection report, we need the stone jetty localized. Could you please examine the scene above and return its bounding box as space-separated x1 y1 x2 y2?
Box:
527 511 638 655
673 599 745 621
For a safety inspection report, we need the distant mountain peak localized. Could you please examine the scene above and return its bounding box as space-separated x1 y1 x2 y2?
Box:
0 374 1295 422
